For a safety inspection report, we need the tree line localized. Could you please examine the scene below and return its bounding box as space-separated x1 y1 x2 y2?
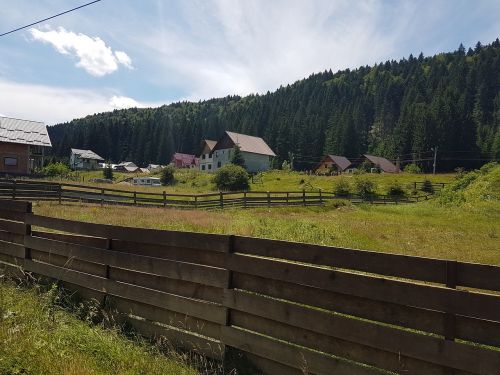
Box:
48 40 500 172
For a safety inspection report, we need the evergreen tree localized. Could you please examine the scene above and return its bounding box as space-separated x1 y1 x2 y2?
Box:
230 144 247 169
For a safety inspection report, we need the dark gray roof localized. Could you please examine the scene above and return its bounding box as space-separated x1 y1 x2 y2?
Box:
71 148 104 161
327 155 352 171
363 154 400 173
0 116 51 147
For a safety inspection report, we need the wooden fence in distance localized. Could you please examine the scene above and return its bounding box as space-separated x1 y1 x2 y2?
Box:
0 179 431 209
2 199 499 374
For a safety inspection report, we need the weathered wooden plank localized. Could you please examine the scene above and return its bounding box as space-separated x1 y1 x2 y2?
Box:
0 218 28 235
233 236 446 284
0 209 28 222
111 239 225 268
0 240 25 258
232 272 500 348
32 230 108 248
226 290 500 374
221 326 377 375
26 214 229 252
0 200 32 212
25 235 228 287
109 296 221 339
30 249 107 277
228 254 500 323
242 353 303 375
0 230 24 244
109 267 222 304
127 317 224 360
458 262 500 292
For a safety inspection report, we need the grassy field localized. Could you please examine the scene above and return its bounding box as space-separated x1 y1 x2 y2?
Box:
39 168 456 195
0 279 197 375
32 199 499 265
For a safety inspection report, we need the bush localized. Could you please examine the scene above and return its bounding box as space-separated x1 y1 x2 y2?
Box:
333 177 351 196
160 166 176 186
103 165 113 180
42 162 70 177
421 179 434 193
387 182 406 197
354 177 376 197
281 160 292 172
213 164 249 191
404 163 422 174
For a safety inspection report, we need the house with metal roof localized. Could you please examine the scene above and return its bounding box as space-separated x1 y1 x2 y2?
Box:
315 155 352 174
114 161 141 173
355 154 400 173
208 131 276 173
171 153 199 169
0 116 51 175
199 139 217 172
70 148 104 170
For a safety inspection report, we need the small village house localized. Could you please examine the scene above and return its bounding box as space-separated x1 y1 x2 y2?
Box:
199 140 217 172
0 116 51 175
315 155 352 174
206 131 276 173
171 153 199 169
354 154 400 173
114 161 140 173
133 177 161 186
70 148 104 170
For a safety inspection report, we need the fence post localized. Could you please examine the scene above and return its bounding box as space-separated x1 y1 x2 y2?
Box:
163 191 167 207
12 180 16 200
243 192 247 209
222 235 235 365
319 189 322 204
133 191 137 205
267 191 270 207
194 195 198 209
23 202 33 261
220 192 224 209
286 192 289 204
444 261 457 341
302 189 306 206
58 185 62 204
100 189 104 206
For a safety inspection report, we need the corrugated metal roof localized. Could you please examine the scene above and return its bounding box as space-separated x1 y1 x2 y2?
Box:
71 148 104 161
327 155 352 171
363 154 400 173
216 131 276 156
0 116 51 147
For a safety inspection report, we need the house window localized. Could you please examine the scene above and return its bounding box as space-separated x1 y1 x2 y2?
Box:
217 161 221 168
202 154 206 160
208 164 212 170
202 165 206 170
4 157 17 167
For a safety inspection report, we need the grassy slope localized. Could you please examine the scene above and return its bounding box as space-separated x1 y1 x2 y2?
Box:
0 281 196 375
44 169 456 195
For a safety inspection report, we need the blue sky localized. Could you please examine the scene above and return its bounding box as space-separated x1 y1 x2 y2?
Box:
0 0 499 124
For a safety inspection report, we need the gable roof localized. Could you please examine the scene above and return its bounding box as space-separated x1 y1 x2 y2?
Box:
326 155 352 171
363 154 400 173
214 131 276 157
71 148 104 161
201 140 217 152
172 153 198 165
0 116 51 147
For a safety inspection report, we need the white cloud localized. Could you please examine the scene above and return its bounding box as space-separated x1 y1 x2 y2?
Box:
0 79 150 124
30 27 133 76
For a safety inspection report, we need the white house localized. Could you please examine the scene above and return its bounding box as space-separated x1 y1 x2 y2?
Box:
199 140 217 172
133 177 161 186
204 131 276 173
70 148 104 170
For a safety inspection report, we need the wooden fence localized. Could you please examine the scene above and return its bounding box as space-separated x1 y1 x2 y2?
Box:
0 179 430 209
1 199 499 374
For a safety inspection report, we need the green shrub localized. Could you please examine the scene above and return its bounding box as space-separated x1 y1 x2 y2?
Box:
421 179 434 193
404 163 422 174
333 177 351 196
42 162 70 177
160 165 176 186
103 165 113 180
281 160 292 172
354 177 376 197
387 182 406 197
213 164 249 191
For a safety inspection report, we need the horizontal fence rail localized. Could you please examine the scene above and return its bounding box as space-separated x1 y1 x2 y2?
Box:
0 179 432 209
1 199 498 374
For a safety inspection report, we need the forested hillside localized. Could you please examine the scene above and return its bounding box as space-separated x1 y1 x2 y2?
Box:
49 40 500 171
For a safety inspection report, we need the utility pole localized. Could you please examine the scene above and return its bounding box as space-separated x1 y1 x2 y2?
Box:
432 146 438 175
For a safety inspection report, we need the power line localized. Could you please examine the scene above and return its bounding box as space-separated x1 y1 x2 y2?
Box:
0 0 103 37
